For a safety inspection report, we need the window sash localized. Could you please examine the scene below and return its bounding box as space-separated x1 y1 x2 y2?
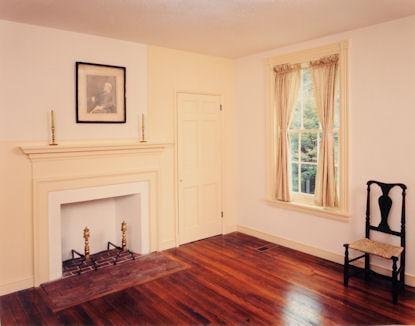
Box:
288 66 340 198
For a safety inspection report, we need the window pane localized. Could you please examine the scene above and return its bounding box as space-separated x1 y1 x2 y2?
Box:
291 163 299 192
290 133 299 162
301 132 318 163
303 68 319 129
290 99 301 129
301 164 316 194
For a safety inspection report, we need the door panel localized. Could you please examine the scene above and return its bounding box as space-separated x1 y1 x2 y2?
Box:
178 93 222 245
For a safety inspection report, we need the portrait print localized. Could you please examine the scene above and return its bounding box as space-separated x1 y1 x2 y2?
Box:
87 75 117 113
76 62 126 123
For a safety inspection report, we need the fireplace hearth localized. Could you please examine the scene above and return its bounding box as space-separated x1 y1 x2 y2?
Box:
62 249 140 278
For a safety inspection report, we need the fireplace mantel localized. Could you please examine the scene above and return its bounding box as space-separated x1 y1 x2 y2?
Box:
21 139 174 286
20 140 172 159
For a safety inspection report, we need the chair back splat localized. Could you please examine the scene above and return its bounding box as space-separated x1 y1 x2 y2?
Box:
366 180 406 248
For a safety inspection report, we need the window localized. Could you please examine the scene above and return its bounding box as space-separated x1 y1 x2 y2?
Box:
266 42 349 219
289 67 340 202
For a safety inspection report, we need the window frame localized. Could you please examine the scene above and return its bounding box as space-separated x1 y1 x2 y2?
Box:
266 41 349 220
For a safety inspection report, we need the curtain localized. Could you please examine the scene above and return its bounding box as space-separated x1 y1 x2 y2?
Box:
310 54 339 207
274 64 300 201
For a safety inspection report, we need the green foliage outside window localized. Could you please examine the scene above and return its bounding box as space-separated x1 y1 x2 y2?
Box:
289 68 339 195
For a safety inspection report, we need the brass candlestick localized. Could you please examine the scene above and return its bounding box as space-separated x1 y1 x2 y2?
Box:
49 110 58 146
121 221 127 251
83 227 90 259
140 113 147 143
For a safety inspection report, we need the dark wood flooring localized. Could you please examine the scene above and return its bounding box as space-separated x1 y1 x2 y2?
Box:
1 232 415 325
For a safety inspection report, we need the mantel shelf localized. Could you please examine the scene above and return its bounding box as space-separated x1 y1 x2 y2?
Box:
20 140 172 158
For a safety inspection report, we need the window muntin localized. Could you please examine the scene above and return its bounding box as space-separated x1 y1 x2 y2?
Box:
288 67 340 199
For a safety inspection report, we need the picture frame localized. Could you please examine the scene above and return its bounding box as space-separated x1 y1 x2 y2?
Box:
76 62 126 123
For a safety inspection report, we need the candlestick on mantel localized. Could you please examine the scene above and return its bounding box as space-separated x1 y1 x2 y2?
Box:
140 113 147 143
49 109 58 146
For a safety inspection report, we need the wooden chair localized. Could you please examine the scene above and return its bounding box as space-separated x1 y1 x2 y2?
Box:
343 180 407 304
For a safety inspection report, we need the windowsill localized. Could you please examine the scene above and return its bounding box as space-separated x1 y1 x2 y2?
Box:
265 198 351 222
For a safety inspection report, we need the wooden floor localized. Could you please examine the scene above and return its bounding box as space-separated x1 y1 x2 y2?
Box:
1 232 415 325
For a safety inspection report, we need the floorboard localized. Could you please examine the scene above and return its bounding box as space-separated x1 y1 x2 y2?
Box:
1 232 415 325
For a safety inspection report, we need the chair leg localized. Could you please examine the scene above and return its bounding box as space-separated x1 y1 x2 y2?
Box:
400 252 405 291
392 257 398 304
364 253 370 281
344 244 349 287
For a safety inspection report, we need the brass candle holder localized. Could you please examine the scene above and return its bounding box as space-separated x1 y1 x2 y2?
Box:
121 221 127 251
140 113 147 143
83 227 90 259
49 110 58 146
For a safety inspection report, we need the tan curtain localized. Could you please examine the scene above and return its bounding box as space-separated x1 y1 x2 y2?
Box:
310 54 339 207
274 64 301 201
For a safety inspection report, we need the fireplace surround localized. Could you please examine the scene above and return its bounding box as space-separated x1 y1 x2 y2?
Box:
21 141 169 286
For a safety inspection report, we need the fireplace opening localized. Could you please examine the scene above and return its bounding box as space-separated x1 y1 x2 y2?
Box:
60 195 142 277
48 182 150 281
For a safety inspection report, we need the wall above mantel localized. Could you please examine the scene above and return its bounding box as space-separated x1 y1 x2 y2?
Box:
0 20 147 142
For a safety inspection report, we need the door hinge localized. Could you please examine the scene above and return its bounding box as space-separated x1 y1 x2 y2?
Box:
221 211 224 218
220 104 223 111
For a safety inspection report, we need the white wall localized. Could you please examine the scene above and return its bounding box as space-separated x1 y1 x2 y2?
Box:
235 15 415 275
0 20 147 142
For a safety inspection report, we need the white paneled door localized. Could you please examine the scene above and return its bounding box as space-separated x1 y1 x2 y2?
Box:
177 93 223 245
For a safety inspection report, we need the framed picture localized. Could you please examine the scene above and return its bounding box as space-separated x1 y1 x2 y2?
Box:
76 62 126 123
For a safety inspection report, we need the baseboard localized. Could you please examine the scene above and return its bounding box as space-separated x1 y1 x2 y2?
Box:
223 224 237 234
237 225 415 287
0 277 34 296
159 239 177 251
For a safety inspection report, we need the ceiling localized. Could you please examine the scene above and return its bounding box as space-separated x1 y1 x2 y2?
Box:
1 0 415 58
